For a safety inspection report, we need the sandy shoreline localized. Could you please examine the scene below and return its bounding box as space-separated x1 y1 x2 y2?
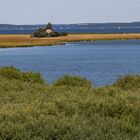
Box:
0 34 140 48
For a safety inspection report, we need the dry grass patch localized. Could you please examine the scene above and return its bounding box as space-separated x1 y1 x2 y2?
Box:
0 34 140 48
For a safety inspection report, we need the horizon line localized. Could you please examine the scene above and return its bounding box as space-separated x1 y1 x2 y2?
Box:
0 21 140 26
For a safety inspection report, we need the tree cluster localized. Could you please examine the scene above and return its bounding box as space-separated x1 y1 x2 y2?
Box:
32 23 67 37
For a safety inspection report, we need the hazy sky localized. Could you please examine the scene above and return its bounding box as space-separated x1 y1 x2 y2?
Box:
0 0 140 24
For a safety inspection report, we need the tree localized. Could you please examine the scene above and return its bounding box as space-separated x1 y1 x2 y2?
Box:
45 22 53 30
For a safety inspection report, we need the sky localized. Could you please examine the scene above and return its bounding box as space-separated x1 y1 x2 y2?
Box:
0 0 140 24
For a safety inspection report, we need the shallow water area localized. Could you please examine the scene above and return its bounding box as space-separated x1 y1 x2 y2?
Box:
0 40 140 86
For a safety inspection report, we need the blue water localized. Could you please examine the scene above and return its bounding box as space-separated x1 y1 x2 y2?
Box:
1 24 140 34
0 40 140 86
1 27 140 34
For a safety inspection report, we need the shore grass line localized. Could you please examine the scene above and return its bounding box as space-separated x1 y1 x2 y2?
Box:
1 34 140 48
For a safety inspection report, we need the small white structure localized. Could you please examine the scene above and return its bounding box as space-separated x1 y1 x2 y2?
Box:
45 23 54 34
46 29 53 34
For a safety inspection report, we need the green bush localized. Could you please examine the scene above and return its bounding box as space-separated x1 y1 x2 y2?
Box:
0 66 140 139
32 28 46 37
114 75 140 90
0 66 21 80
53 75 92 88
58 32 68 36
32 30 67 38
0 66 45 84
22 72 44 84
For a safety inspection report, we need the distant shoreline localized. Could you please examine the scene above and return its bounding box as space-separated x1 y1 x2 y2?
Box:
1 34 140 48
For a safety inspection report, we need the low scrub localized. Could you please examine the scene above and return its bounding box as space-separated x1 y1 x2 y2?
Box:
0 66 44 84
0 67 140 140
53 75 92 88
114 75 140 90
32 29 67 38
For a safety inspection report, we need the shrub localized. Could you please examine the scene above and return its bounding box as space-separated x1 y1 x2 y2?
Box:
53 75 92 88
59 32 68 36
0 66 45 84
32 28 46 37
22 72 44 84
114 75 140 90
0 66 21 80
32 30 67 38
0 66 140 139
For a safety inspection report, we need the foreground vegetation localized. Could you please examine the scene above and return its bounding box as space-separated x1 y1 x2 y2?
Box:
0 67 140 140
1 34 140 48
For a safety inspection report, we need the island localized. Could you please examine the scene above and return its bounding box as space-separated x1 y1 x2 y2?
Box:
1 23 140 48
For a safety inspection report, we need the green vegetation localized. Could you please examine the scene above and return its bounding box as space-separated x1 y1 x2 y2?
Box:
32 23 67 38
0 66 44 84
53 75 92 88
32 29 67 37
114 75 140 90
0 67 140 140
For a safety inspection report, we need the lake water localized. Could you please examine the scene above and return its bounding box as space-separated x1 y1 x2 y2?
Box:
0 40 140 86
1 27 140 34
1 23 140 34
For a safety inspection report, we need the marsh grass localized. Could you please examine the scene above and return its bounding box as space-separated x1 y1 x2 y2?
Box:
1 34 140 48
0 67 140 140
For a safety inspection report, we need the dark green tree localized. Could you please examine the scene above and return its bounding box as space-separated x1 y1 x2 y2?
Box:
45 22 53 30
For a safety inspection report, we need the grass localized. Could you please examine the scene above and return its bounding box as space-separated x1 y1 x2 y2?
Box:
1 34 140 48
0 66 140 140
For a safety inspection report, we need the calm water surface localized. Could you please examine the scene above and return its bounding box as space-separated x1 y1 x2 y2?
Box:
0 40 140 86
